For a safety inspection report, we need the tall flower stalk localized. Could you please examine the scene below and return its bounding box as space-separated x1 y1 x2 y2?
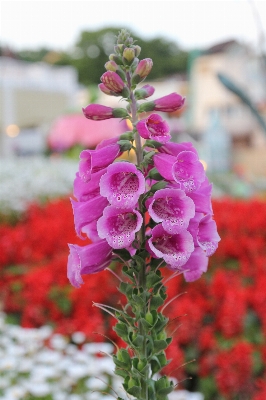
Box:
67 29 220 400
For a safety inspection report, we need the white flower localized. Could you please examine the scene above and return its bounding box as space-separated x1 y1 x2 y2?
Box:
25 382 51 397
50 333 68 350
66 362 88 380
72 331 86 344
83 342 114 354
4 386 27 399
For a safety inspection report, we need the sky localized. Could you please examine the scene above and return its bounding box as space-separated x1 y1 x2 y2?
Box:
1 0 266 52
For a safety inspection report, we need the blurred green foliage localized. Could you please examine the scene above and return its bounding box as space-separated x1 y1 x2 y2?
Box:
10 27 188 85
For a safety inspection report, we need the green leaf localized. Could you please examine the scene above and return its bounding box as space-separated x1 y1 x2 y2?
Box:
150 294 165 310
127 386 142 397
113 322 129 341
116 349 132 368
148 167 164 181
157 385 174 396
132 334 145 348
131 294 146 308
115 366 129 379
154 340 168 353
118 139 133 151
154 314 169 331
119 282 133 298
113 248 132 261
145 139 164 149
146 272 162 289
119 131 134 141
150 181 168 193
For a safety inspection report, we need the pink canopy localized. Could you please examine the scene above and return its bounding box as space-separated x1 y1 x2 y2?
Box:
48 114 128 150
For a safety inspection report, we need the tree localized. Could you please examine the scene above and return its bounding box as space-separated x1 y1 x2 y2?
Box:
15 27 188 85
58 27 188 85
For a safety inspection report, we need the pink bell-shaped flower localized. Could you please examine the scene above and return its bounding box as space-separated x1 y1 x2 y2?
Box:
154 151 205 193
136 114 170 144
67 241 112 288
148 188 195 234
97 206 143 249
178 247 209 282
79 144 120 182
100 162 145 209
148 224 194 268
70 195 108 239
188 213 221 256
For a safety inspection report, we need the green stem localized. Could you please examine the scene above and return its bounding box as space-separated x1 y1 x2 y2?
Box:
127 71 148 400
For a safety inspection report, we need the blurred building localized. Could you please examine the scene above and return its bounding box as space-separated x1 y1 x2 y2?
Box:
0 57 79 156
187 40 266 176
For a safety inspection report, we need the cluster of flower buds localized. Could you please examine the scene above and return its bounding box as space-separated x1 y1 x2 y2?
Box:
68 29 220 289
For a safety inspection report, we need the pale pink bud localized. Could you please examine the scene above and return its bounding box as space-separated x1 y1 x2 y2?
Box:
123 47 135 63
132 58 153 84
104 60 118 72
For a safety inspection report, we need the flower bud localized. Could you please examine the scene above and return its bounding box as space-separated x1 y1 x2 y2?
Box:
137 359 146 371
114 44 125 54
145 311 153 325
134 45 141 57
123 47 135 64
109 53 124 65
138 92 185 113
117 29 133 45
134 84 155 100
82 104 128 121
104 60 118 72
98 83 120 97
132 58 153 84
100 71 125 94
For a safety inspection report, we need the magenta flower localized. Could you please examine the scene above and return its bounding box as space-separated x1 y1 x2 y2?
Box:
197 214 221 256
100 162 145 209
179 247 209 282
81 220 101 242
188 213 220 256
187 177 213 215
67 241 112 288
97 206 143 249
148 224 194 268
138 92 185 113
134 84 155 100
159 141 198 157
83 104 128 121
136 114 170 143
148 188 195 234
73 169 106 202
154 151 205 193
79 144 120 182
70 195 108 239
100 71 125 94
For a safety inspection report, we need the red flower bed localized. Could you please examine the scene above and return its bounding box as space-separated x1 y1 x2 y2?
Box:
0 197 266 399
